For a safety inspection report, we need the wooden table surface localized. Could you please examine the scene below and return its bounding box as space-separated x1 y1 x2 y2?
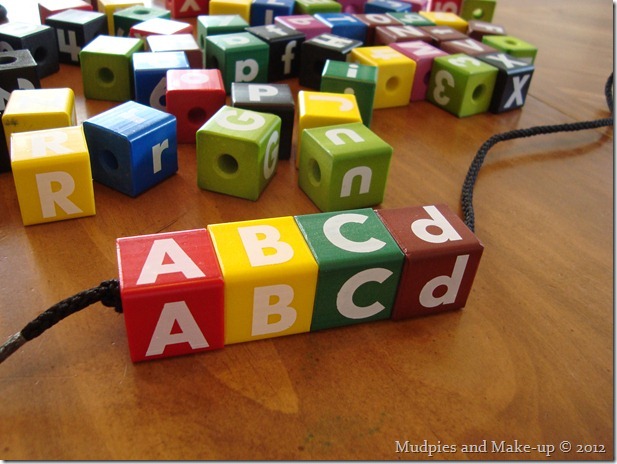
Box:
0 0 613 460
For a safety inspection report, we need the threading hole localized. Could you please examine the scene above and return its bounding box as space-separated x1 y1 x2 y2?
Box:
386 76 399 92
308 158 321 186
423 70 431 86
217 154 239 175
472 84 485 101
472 8 484 19
33 47 47 63
188 107 207 125
133 8 151 15
101 149 119 171
0 56 17 65
505 38 519 46
98 67 115 85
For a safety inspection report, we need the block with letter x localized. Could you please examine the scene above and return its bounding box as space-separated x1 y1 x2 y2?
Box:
477 52 534 113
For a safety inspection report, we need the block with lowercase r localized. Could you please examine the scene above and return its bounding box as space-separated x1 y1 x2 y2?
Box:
10 126 95 225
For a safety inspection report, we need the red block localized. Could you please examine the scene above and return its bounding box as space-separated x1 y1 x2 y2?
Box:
166 0 209 18
166 69 226 143
430 0 462 14
117 228 225 362
376 204 483 320
353 13 400 45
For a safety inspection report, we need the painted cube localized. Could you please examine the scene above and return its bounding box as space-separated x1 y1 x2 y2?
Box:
112 5 170 37
0 22 60 78
477 52 534 113
246 24 305 81
45 9 108 64
132 51 190 111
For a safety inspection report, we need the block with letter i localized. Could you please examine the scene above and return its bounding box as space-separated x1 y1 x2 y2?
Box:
166 0 209 19
45 10 108 65
132 51 190 111
0 22 60 78
10 126 96 226
246 24 305 82
477 52 534 113
231 83 295 160
82 100 177 197
166 69 226 143
116 229 225 362
375 204 483 320
112 5 171 37
196 105 281 200
208 216 318 345
427 53 497 117
79 35 144 101
295 208 404 331
298 122 393 212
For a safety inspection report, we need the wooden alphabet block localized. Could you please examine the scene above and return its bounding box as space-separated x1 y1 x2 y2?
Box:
0 50 41 113
166 68 226 143
112 5 170 37
196 105 281 200
246 24 305 81
147 33 202 69
250 0 295 26
298 122 392 212
0 22 60 78
363 0 411 14
166 0 208 18
116 229 224 362
466 20 506 41
299 33 362 89
387 11 434 26
427 53 498 117
82 100 177 196
337 0 366 15
373 24 431 45
130 17 194 39
294 0 343 15
482 35 538 64
2 88 76 150
349 46 415 108
295 208 403 331
320 59 377 126
429 0 462 15
439 37 497 56
208 216 318 345
10 126 95 225
477 52 534 113
208 0 253 23
419 25 467 46
396 0 428 12
38 0 93 24
375 204 483 319
314 13 368 43
197 14 249 50
389 40 447 101
205 32 270 93
460 0 496 23
231 83 295 159
274 14 330 40
132 51 190 111
97 0 144 35
352 13 401 45
45 9 108 65
79 35 144 101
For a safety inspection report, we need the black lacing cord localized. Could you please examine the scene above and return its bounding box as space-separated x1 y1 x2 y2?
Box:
461 73 614 232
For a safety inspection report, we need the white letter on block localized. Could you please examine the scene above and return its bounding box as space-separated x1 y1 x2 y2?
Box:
238 225 294 266
337 268 393 319
252 284 297 336
340 166 372 197
323 213 385 253
151 139 170 174
36 171 82 218
137 238 206 285
411 205 462 243
235 59 259 82
248 84 278 102
217 109 265 131
325 127 364 146
419 254 468 308
263 130 279 179
146 301 209 356
30 131 70 157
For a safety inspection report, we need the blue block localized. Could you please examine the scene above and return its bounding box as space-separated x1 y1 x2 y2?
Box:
132 51 190 111
314 13 368 43
250 0 296 26
363 0 411 13
82 101 178 197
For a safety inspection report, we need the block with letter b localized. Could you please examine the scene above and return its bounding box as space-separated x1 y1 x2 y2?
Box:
117 229 225 362
0 22 60 78
298 122 393 212
295 208 404 331
10 126 95 225
477 52 534 113
375 204 483 320
82 100 177 197
132 51 190 111
196 105 282 201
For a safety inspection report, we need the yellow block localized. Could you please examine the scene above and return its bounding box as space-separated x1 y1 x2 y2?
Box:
11 126 96 226
98 0 144 34
208 216 318 345
2 88 76 150
296 91 362 167
349 46 415 109
418 11 468 33
208 0 253 22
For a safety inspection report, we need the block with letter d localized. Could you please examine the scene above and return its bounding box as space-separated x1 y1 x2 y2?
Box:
196 105 281 200
375 204 483 320
10 126 95 225
208 216 318 345
295 208 404 331
298 122 392 212
116 229 225 362
82 100 177 197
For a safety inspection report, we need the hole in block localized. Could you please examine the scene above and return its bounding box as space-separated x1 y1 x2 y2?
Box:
33 46 47 63
472 84 485 102
188 107 207 126
308 158 321 186
386 76 399 92
98 67 115 86
133 8 151 15
472 8 484 19
101 149 119 171
0 55 17 65
217 153 239 176
505 38 519 46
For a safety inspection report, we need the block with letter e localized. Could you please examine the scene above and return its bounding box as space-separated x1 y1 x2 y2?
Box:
116 228 225 362
375 204 483 320
10 126 95 225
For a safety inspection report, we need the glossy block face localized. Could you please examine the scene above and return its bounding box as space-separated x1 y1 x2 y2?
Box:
418 11 467 32
11 126 95 225
298 122 393 212
250 0 295 26
196 105 281 200
208 0 253 22
196 14 249 51
129 17 194 38
375 204 483 319
97 0 144 35
117 229 225 362
295 208 404 331
208 216 318 345
132 51 190 111
314 13 367 42
294 0 342 15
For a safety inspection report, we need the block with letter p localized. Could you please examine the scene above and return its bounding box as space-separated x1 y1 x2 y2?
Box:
10 126 95 225
298 122 392 212
375 204 483 320
116 229 225 362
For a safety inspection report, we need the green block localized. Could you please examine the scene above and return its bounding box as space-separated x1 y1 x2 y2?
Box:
196 105 281 201
482 35 538 64
386 12 435 27
460 0 496 22
320 59 378 127
196 14 248 56
294 0 342 15
427 53 498 117
295 208 404 331
79 35 144 101
113 5 171 37
205 32 269 94
298 122 393 212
